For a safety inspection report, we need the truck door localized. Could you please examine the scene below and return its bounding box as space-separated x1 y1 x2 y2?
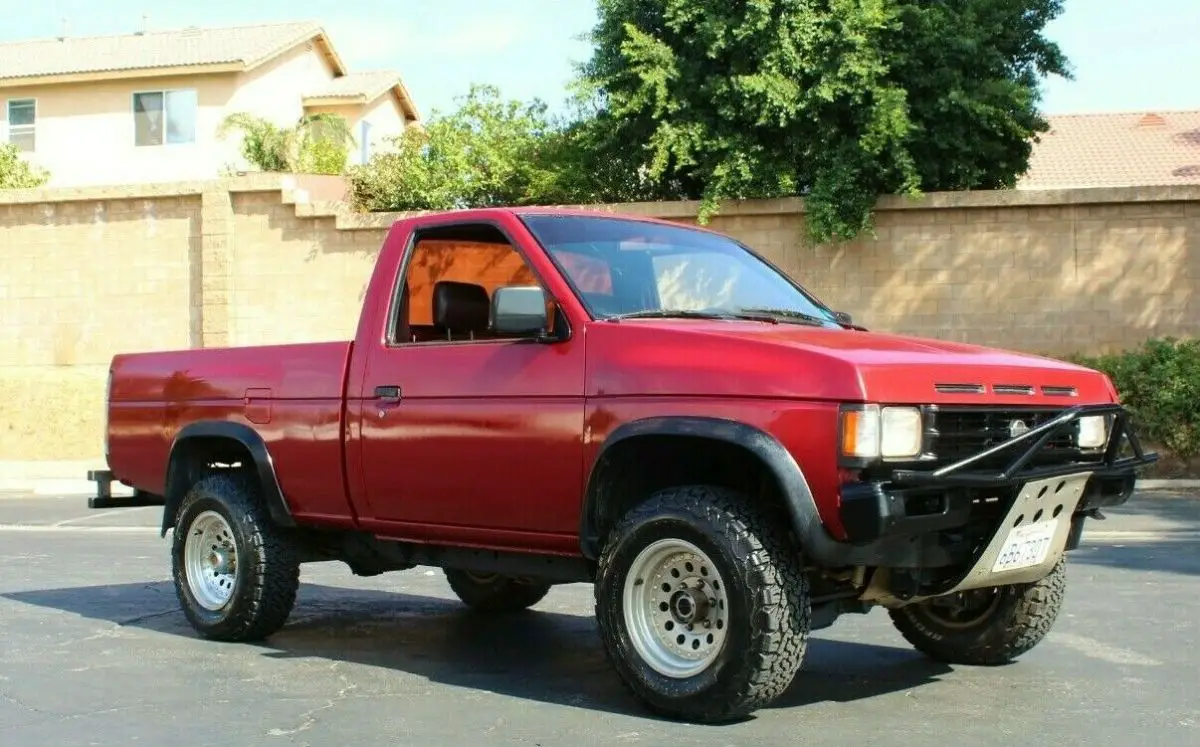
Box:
353 216 588 555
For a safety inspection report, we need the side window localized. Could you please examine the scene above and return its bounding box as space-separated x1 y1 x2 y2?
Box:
390 223 548 345
6 99 36 152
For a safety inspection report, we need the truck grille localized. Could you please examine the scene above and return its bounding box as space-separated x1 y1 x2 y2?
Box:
928 407 1088 468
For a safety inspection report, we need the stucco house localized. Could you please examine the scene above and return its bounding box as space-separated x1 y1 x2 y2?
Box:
0 20 421 187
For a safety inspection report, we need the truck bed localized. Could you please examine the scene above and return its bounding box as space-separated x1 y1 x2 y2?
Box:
106 341 356 523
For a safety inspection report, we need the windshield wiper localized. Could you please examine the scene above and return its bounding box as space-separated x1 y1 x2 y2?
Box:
737 307 832 327
604 309 778 323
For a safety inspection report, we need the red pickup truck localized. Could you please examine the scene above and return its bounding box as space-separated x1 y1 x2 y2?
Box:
90 207 1155 722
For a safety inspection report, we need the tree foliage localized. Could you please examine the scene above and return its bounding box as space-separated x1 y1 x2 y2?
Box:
578 0 1070 241
349 85 561 211
0 143 50 189
218 112 354 175
348 2 1070 241
348 84 693 213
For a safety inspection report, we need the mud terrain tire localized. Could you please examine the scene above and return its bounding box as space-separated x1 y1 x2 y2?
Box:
444 569 552 612
171 471 301 642
594 485 811 723
888 558 1067 666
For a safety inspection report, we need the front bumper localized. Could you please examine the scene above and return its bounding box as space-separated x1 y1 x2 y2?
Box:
834 404 1157 595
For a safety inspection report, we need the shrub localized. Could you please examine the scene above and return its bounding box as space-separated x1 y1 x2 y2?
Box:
218 112 353 175
1072 337 1200 464
347 84 674 213
0 143 50 189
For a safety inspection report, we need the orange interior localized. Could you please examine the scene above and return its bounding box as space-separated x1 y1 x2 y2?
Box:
396 238 622 342
554 250 613 294
404 239 537 327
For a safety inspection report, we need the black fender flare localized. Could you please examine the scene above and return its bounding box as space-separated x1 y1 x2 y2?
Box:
579 415 909 568
160 421 295 536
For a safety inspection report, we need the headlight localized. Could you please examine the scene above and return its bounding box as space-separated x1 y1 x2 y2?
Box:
840 404 923 459
1077 415 1108 450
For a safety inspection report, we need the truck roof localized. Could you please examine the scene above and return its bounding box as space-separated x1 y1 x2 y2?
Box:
388 205 726 235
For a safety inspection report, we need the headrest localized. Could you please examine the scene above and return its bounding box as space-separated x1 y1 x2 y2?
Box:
433 280 490 332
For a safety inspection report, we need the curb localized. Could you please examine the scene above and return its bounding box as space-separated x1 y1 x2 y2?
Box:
1137 479 1200 490
0 479 134 497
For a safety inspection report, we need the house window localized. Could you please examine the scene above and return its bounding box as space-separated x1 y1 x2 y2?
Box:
6 99 36 152
359 120 372 163
132 89 197 146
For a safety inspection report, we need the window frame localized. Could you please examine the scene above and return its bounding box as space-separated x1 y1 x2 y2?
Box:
518 213 841 324
130 88 198 147
359 119 372 163
383 218 570 348
5 98 36 153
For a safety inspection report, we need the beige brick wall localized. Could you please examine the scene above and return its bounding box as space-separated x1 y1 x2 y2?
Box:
695 197 1198 353
227 191 384 346
0 190 201 464
1 175 1196 472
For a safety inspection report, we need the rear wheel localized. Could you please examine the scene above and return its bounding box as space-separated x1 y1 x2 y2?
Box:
594 485 810 723
171 472 300 642
888 558 1067 665
444 569 552 612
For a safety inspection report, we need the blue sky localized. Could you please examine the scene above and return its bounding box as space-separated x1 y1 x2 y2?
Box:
4 0 1198 120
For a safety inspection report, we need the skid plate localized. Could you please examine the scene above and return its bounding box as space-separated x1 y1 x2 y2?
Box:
944 470 1093 594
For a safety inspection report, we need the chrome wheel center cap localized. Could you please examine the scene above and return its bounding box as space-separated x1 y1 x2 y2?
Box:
208 548 233 574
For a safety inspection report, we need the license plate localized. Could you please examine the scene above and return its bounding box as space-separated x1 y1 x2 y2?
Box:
992 519 1058 573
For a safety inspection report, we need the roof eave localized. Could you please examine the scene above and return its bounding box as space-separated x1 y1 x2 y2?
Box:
302 94 368 105
243 27 347 77
392 80 421 122
302 80 421 122
0 62 244 88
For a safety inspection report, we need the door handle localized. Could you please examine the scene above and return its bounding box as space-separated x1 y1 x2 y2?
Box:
374 385 402 403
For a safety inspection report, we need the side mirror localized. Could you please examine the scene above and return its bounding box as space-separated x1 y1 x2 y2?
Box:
492 286 549 336
832 310 867 330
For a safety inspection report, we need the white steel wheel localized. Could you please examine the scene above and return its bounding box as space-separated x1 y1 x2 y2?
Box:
183 509 239 611
622 537 730 678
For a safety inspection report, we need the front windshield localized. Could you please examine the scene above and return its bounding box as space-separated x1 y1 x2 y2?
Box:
519 214 840 326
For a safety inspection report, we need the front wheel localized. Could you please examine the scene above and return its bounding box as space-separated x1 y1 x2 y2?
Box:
594 485 811 723
171 472 301 642
887 558 1067 666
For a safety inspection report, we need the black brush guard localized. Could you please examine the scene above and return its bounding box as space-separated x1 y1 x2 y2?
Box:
838 403 1158 545
888 403 1157 488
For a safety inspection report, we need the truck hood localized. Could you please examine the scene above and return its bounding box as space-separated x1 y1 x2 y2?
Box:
584 320 1116 405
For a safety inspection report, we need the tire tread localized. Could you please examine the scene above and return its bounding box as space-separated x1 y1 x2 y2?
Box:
172 470 300 642
888 559 1067 666
444 569 552 612
595 485 810 722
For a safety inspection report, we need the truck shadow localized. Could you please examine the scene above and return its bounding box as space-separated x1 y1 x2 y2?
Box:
3 580 952 721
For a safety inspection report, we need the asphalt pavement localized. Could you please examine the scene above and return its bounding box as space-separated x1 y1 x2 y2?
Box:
0 488 1197 746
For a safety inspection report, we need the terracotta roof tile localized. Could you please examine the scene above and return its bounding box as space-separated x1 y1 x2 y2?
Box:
0 20 323 81
1019 110 1200 189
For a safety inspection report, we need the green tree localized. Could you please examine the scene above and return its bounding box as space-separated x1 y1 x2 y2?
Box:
542 83 700 205
218 112 354 175
351 84 577 211
0 143 50 189
579 0 1070 241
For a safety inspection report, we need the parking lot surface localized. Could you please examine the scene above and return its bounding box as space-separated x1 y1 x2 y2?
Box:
1 489 1197 746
